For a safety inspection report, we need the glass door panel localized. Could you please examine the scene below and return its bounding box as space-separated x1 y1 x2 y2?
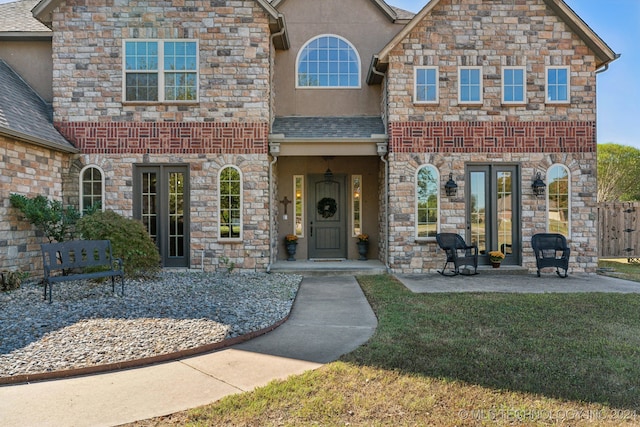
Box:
467 165 520 265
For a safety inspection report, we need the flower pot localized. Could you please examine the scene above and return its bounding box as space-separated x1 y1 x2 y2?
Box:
357 241 369 261
285 242 297 261
491 261 501 268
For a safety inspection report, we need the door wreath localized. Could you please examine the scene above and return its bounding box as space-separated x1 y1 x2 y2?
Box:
317 197 337 218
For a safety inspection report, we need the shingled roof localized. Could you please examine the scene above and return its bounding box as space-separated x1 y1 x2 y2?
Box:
0 0 50 34
272 116 386 140
0 60 77 152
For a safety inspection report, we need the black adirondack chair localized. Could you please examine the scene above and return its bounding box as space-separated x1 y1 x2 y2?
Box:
531 233 570 278
436 233 478 276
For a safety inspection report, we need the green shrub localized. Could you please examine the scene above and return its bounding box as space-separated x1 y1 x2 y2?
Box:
10 194 80 242
77 210 161 278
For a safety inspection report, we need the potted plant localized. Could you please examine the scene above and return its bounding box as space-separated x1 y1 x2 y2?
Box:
285 234 298 261
489 250 505 268
356 233 369 261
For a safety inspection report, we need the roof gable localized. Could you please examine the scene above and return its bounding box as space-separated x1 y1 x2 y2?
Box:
371 0 618 75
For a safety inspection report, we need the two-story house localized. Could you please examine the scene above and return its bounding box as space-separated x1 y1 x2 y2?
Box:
0 0 617 275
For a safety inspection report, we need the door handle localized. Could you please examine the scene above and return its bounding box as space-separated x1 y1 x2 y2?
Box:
310 221 313 237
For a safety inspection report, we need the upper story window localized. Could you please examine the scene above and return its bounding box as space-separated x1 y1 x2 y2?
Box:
502 67 526 104
547 164 570 237
124 40 198 102
296 35 360 88
546 66 570 103
414 67 439 104
458 66 482 104
416 165 440 240
80 165 104 214
219 165 242 240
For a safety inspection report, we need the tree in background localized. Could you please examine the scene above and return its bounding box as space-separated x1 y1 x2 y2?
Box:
597 143 640 202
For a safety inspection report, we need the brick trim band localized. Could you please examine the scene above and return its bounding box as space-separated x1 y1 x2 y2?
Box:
55 121 269 154
389 121 596 153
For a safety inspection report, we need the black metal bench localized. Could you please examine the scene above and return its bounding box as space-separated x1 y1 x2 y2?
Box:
531 233 570 278
436 233 478 276
41 239 125 303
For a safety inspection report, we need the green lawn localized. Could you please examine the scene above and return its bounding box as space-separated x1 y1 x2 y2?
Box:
129 271 640 426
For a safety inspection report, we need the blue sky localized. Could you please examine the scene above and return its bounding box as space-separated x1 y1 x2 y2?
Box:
391 0 639 148
2 0 636 147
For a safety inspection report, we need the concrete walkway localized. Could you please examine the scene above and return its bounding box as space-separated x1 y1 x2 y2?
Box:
396 270 640 293
0 276 377 427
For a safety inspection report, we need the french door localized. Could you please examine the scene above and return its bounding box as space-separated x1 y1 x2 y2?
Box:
308 174 347 259
467 165 520 265
133 165 190 268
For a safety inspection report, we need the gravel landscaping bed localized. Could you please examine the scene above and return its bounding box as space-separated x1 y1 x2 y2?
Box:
0 271 301 379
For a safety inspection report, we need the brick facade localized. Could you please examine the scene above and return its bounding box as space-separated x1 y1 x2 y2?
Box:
56 122 269 154
0 136 71 275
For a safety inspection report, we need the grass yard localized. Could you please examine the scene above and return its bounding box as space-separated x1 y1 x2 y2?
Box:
129 271 640 426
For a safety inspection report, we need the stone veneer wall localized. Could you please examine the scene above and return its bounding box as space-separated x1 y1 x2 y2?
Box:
387 151 598 274
49 0 275 272
73 152 271 272
51 0 272 123
383 0 600 273
0 136 71 275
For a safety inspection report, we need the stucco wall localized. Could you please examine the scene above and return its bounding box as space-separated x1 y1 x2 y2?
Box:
0 40 53 102
273 0 404 117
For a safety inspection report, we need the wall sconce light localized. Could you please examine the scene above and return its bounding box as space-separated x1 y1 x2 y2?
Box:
532 172 546 197
444 173 458 197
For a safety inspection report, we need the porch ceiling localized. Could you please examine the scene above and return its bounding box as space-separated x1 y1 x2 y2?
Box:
269 116 388 156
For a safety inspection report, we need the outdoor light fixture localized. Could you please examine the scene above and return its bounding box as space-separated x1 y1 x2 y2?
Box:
324 168 333 181
444 173 458 197
532 172 546 197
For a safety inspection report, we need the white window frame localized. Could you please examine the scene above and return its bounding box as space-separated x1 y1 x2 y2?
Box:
415 164 440 241
545 66 570 104
502 66 527 105
414 66 439 104
218 165 243 242
294 175 305 238
458 66 483 104
295 34 362 89
79 165 105 214
546 164 571 238
352 174 362 236
123 39 199 103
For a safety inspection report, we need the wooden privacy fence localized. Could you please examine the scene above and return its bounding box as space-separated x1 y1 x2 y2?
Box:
598 202 640 259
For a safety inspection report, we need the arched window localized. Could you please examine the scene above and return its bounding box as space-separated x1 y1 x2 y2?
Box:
296 35 360 88
547 164 570 237
80 165 104 214
416 165 440 239
219 166 242 240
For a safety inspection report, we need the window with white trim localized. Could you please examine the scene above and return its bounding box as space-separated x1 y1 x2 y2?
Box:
294 175 304 237
458 66 482 104
124 40 198 102
547 164 570 237
414 67 438 103
219 166 242 240
416 165 439 239
546 66 570 103
80 165 104 214
502 67 526 104
296 35 360 88
352 175 362 236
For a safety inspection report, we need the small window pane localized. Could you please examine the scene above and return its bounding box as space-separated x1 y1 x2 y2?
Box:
416 165 439 238
547 165 570 237
219 166 242 239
